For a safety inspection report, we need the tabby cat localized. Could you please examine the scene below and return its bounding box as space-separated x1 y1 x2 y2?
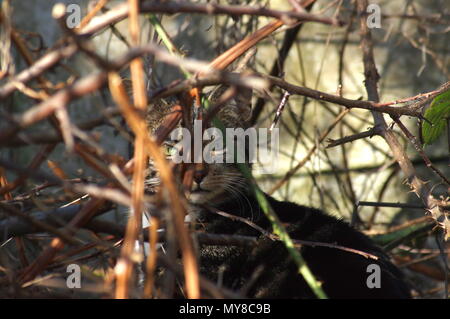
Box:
145 86 411 299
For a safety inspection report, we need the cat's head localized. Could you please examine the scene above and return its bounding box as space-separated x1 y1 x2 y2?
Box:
146 86 253 207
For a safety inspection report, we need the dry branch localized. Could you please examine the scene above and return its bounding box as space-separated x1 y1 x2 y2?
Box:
356 0 443 230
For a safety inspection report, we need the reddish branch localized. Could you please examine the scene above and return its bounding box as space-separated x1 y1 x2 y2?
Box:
80 0 342 37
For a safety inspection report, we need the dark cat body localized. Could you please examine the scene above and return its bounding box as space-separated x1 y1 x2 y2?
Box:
147 85 411 298
196 193 411 299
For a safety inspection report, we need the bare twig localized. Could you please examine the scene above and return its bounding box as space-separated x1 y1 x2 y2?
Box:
203 205 379 261
356 0 442 232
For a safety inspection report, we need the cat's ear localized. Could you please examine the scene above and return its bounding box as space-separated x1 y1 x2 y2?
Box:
233 48 256 123
234 84 253 123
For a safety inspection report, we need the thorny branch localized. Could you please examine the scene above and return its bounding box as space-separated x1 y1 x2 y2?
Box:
355 0 443 228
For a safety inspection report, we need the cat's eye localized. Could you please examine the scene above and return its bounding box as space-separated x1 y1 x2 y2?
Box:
164 144 177 157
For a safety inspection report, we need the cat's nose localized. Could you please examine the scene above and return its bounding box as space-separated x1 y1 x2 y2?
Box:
193 167 208 185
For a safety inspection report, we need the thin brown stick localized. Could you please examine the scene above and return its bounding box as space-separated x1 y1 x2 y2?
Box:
261 74 424 118
113 0 149 299
143 217 159 298
108 72 200 299
76 0 110 31
79 1 341 38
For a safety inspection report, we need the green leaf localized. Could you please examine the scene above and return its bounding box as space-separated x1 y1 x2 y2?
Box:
422 89 450 145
